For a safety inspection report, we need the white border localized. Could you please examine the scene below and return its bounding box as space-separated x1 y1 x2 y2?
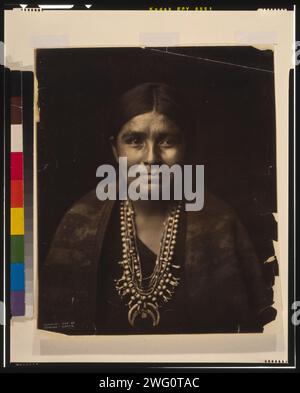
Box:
4 9 295 366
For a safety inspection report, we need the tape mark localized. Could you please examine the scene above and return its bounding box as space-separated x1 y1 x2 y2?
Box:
30 35 70 47
235 31 278 44
139 32 180 46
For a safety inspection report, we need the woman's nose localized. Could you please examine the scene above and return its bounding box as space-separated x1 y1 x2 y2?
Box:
143 142 160 165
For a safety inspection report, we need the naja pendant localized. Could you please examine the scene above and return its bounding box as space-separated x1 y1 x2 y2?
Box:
128 302 160 327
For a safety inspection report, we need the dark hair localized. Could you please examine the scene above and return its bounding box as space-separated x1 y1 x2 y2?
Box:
110 82 189 138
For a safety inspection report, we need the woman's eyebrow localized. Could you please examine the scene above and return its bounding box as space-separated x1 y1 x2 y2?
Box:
121 129 181 140
121 130 146 139
156 130 180 138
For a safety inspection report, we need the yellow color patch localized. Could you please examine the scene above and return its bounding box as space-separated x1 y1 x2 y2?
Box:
11 208 24 235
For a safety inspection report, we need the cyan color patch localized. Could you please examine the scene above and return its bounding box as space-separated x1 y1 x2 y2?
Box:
10 263 25 291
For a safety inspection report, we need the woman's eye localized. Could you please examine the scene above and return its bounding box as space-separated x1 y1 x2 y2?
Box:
126 137 143 145
159 138 176 147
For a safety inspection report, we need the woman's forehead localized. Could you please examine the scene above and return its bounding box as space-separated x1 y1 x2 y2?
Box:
119 111 181 136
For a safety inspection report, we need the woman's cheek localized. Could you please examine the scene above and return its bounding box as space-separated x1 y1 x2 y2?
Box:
122 148 144 167
161 147 185 165
117 145 141 166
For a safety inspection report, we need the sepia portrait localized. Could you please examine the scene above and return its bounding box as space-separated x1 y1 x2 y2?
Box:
36 46 278 336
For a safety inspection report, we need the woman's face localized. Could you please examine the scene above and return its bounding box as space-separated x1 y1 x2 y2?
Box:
112 111 185 167
111 111 186 196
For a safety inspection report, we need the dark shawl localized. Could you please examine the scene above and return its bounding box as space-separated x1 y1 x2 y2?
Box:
39 190 276 334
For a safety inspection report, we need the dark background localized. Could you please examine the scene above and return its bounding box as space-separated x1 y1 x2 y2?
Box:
36 46 277 271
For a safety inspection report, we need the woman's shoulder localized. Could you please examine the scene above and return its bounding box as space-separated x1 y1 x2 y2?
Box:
67 189 111 218
46 191 114 261
185 189 250 245
59 189 115 228
204 190 235 214
189 189 238 224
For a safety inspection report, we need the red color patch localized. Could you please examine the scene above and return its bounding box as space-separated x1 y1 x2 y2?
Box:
11 180 23 207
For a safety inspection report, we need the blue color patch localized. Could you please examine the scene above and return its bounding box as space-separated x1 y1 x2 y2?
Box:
11 263 25 291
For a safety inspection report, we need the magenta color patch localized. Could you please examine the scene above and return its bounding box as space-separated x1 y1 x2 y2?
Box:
10 152 23 180
11 290 25 316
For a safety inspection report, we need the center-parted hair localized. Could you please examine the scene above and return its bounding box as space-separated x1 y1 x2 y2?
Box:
110 82 190 139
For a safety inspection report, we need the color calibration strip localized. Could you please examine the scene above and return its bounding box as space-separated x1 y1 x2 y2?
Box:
11 72 25 316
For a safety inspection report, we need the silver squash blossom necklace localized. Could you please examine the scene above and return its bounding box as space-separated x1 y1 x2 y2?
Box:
115 200 182 327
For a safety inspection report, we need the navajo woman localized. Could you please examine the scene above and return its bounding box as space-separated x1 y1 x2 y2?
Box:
39 83 275 335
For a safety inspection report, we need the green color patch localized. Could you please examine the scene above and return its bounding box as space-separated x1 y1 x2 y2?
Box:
11 235 24 262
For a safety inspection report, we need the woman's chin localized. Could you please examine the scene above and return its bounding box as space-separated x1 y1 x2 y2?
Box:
135 182 161 199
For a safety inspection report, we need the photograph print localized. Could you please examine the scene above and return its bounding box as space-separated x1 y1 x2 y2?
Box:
36 46 278 335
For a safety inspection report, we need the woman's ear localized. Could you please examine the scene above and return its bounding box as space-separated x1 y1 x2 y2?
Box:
110 136 119 162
